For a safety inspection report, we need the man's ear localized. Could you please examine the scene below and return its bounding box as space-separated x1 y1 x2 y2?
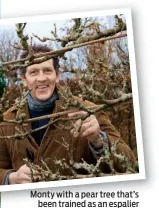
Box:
20 75 27 87
55 70 61 83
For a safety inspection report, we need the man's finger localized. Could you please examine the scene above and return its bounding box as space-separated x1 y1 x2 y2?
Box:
22 165 40 176
80 122 91 135
82 115 95 124
20 173 32 183
68 111 87 118
81 127 95 138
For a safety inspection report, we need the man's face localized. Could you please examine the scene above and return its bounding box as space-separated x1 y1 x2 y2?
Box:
22 59 60 101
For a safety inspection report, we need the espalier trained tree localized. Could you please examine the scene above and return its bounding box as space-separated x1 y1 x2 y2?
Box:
0 15 138 182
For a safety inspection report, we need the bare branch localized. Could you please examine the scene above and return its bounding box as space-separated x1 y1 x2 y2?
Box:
3 33 127 71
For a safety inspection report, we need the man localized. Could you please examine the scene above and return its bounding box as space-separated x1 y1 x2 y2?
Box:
0 45 136 185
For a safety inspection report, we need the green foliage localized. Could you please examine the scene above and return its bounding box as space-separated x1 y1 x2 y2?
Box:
0 61 6 98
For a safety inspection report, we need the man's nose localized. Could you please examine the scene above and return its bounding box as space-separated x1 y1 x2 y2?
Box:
37 71 47 81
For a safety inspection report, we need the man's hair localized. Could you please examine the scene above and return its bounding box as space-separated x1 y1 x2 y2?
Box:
20 44 59 75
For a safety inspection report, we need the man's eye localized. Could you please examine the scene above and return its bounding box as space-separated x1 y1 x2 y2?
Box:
30 71 36 75
45 69 52 73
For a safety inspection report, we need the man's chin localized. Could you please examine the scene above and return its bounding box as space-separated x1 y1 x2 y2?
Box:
35 95 52 102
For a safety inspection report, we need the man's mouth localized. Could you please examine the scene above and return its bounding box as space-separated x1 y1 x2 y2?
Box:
36 85 49 90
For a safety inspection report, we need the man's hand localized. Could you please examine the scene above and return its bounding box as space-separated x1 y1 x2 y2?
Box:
9 164 41 184
68 111 103 148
